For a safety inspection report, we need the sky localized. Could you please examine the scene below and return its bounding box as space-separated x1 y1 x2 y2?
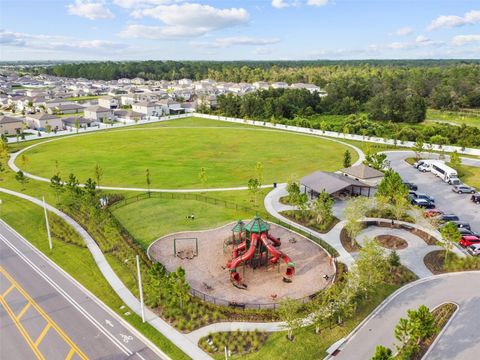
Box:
0 0 479 61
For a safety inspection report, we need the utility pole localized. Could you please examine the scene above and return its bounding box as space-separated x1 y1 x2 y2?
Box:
43 197 52 251
136 255 145 323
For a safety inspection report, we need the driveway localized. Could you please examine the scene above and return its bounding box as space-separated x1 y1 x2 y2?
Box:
332 272 480 360
385 151 480 233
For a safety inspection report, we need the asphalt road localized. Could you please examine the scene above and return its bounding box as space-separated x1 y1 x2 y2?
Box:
333 272 480 360
0 220 167 360
386 151 480 233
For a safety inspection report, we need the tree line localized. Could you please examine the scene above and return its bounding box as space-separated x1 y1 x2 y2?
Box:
37 60 480 110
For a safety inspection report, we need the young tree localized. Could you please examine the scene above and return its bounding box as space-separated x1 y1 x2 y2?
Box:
286 177 300 204
50 174 64 202
376 170 409 206
169 267 190 309
407 305 437 344
198 167 207 188
66 173 81 195
355 239 388 296
449 150 461 169
93 164 104 188
392 194 410 222
344 197 369 246
84 178 97 196
278 297 303 341
371 345 393 360
343 149 352 168
440 222 461 263
312 190 334 225
296 192 309 221
74 118 80 133
412 139 424 159
145 168 151 197
15 170 28 190
248 178 261 208
255 161 264 185
394 317 412 350
363 153 387 171
20 154 29 169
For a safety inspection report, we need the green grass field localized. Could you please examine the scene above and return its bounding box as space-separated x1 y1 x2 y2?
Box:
19 118 356 189
426 109 480 128
112 189 269 247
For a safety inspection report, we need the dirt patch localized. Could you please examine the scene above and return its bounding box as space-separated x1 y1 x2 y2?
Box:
340 227 361 253
424 250 446 274
148 222 335 307
374 235 408 250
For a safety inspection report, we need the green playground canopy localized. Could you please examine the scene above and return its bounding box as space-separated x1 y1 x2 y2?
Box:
244 216 270 234
232 220 246 233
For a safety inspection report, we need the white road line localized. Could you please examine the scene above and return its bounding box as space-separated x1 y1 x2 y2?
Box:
0 233 133 356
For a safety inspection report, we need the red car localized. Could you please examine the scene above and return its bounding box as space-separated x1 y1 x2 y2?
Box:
424 209 444 218
459 235 480 247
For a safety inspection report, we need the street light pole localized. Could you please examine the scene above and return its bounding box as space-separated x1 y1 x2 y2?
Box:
43 196 52 251
136 255 145 323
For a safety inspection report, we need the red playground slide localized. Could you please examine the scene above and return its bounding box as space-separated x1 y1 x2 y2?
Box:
260 234 295 281
267 234 281 247
227 234 259 287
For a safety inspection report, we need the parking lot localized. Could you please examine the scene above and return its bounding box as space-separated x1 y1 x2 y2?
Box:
386 151 480 234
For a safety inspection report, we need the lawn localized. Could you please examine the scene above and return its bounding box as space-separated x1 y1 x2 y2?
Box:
448 162 480 189
19 119 356 189
112 189 269 248
426 109 480 128
64 95 101 101
0 193 189 360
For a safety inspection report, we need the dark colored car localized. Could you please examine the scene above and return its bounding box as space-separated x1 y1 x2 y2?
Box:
451 221 471 230
438 214 460 223
410 192 435 203
458 227 474 236
411 198 435 209
471 194 480 204
404 182 418 191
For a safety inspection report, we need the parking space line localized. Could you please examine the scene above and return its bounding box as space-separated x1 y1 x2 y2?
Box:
16 302 31 320
65 348 76 360
0 295 44 360
2 284 15 297
0 266 88 360
35 324 51 346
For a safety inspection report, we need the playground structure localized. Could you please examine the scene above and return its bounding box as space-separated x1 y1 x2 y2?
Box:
174 237 199 260
226 216 295 288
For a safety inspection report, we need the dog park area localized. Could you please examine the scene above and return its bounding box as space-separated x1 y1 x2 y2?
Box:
148 218 335 307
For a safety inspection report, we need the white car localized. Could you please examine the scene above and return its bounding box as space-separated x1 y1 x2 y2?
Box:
467 244 480 257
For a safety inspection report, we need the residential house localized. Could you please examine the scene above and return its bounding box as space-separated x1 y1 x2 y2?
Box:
114 109 146 122
48 103 84 115
132 102 163 117
0 115 24 135
132 77 145 85
26 113 62 130
271 82 289 89
98 96 119 109
84 106 114 122
61 117 92 130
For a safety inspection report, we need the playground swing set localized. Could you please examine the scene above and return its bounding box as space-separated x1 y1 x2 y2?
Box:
174 237 199 260
226 216 295 289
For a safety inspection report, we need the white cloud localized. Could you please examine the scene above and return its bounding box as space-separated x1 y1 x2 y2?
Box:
191 36 280 48
271 0 291 8
427 10 480 31
307 0 328 7
395 26 412 36
415 35 429 43
0 29 127 53
388 36 444 50
67 0 114 20
112 0 179 9
452 34 480 46
124 3 249 38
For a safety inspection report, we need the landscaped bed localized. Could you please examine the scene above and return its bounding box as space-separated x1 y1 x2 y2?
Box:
374 234 408 250
199 330 269 357
424 250 480 274
280 210 339 234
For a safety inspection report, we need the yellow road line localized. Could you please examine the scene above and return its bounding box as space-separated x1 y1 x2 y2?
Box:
16 303 31 320
2 284 15 298
65 348 76 360
0 266 89 360
0 295 44 360
35 324 51 346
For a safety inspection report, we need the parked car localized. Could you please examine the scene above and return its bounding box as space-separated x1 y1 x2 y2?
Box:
418 164 430 172
438 214 460 223
413 160 424 169
404 182 418 191
452 185 476 194
411 198 435 209
424 209 443 218
451 221 471 230
458 227 474 236
459 235 480 247
471 194 480 204
449 178 461 186
467 244 480 256
410 192 435 203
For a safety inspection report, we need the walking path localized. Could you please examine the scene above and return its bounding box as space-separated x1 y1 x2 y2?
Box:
355 226 443 278
0 187 212 360
330 271 480 360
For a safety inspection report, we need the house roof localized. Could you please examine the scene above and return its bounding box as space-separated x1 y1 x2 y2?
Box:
28 113 59 121
0 115 24 124
85 105 110 113
61 117 91 125
301 171 372 195
134 101 157 107
57 103 84 111
341 164 384 179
